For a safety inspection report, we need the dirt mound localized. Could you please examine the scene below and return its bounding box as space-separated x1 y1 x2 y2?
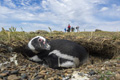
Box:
76 39 120 59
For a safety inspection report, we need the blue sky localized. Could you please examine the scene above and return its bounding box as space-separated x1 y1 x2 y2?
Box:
0 0 120 32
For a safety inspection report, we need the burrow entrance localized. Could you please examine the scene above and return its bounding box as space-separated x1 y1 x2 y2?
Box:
75 39 120 59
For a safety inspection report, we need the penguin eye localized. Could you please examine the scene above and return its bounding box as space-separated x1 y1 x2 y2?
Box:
38 38 43 42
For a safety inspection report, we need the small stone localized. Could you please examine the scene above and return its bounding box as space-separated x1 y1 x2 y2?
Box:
104 61 110 64
101 67 105 70
58 76 63 80
78 73 84 76
87 65 94 69
40 70 46 73
11 70 19 74
3 77 7 80
7 75 20 80
6 64 11 68
39 79 44 80
109 77 115 80
89 70 96 76
105 67 110 70
116 64 120 67
20 68 26 71
48 77 54 80
39 70 46 75
7 47 13 53
66 70 73 73
34 75 44 80
117 60 120 64
115 73 120 80
92 79 98 80
0 67 7 72
39 72 46 75
2 70 10 73
0 73 8 77
21 73 28 79
90 77 99 80
64 73 68 76
71 71 89 80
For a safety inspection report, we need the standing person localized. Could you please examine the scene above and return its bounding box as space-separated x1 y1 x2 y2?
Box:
64 28 67 32
76 26 79 32
67 24 71 32
71 27 75 32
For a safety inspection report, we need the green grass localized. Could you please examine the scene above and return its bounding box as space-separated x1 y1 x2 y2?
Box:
0 29 120 43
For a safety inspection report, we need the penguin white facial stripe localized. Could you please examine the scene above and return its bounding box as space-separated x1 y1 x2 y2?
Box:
28 39 38 53
28 36 46 53
49 50 80 66
29 55 42 62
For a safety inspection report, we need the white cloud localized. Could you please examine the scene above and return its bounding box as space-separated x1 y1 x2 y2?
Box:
98 4 120 19
0 6 15 14
0 0 120 31
100 7 109 11
20 0 32 6
41 0 98 24
4 0 16 8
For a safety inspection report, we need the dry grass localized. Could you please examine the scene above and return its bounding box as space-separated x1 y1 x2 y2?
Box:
0 28 120 59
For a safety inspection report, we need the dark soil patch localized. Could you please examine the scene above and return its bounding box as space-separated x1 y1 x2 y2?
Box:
76 39 119 59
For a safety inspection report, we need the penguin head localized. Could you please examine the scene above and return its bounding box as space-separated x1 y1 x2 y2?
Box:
28 36 51 53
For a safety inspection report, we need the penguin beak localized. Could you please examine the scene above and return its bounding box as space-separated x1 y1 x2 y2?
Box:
43 42 51 50
45 43 51 50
